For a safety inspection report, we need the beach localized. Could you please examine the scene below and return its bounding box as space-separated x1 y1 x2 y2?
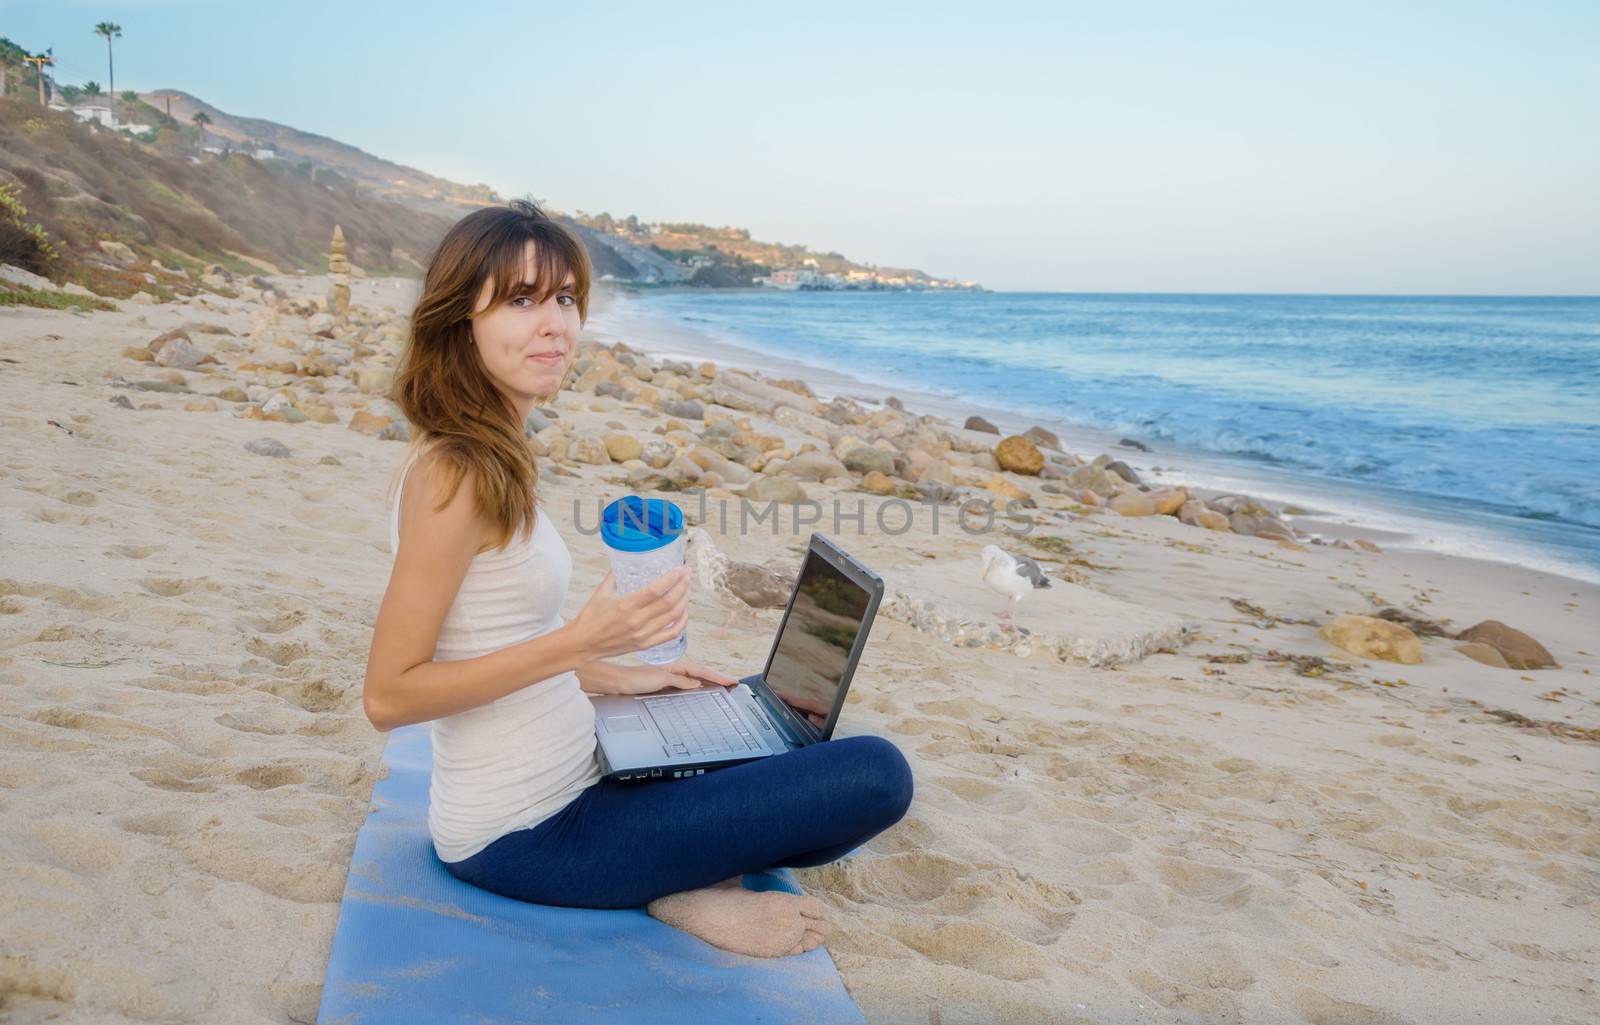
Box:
1 276 1596 1024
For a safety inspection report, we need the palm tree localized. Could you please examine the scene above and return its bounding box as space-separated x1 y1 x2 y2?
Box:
94 22 122 125
191 110 211 150
83 81 102 97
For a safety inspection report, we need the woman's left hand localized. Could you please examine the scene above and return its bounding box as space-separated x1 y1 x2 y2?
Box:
618 661 739 696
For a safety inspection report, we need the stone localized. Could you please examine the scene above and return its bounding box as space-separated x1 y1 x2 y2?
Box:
743 476 809 503
1118 437 1151 452
711 371 810 415
994 435 1044 475
97 240 138 267
108 395 134 409
1455 642 1511 669
63 282 96 298
1109 493 1158 517
1022 425 1062 451
1147 487 1188 516
155 336 203 370
122 346 154 362
641 439 677 469
244 438 291 458
377 420 410 441
698 361 717 379
1317 615 1424 664
356 367 395 395
182 399 219 412
963 415 1000 434
981 476 1029 501
1 263 55 291
840 443 895 476
347 410 393 436
568 431 611 464
1454 620 1555 670
661 398 703 420
127 291 157 305
1105 460 1141 485
328 225 351 318
1067 465 1118 497
1178 499 1232 531
773 450 850 482
299 402 339 423
861 470 897 495
603 434 644 463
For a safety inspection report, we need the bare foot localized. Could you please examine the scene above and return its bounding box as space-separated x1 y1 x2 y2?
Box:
647 884 834 958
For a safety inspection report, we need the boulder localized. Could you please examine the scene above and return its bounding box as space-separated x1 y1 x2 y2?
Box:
1455 642 1511 669
861 471 897 495
1022 425 1062 451
1147 487 1188 516
356 367 395 395
641 439 677 469
963 415 1000 434
774 450 850 482
155 337 203 370
711 371 811 415
568 431 611 464
994 435 1044 475
1178 499 1232 531
840 443 895 476
244 438 290 459
1104 460 1141 485
603 434 644 463
347 410 393 436
743 476 809 503
97 240 138 267
1317 615 1424 664
661 398 703 420
1109 493 1157 517
981 476 1029 501
1 263 55 291
1454 620 1554 670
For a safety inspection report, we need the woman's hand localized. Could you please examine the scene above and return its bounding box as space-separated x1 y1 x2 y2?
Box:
616 660 739 696
568 566 692 662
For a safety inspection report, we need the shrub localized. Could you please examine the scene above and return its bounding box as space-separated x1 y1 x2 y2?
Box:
0 183 57 274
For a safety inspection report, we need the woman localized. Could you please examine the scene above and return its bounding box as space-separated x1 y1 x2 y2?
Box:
362 201 913 958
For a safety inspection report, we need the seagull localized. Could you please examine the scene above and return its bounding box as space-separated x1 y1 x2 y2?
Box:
980 544 1051 630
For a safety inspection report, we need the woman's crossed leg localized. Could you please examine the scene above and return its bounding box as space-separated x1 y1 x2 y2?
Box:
443 735 914 955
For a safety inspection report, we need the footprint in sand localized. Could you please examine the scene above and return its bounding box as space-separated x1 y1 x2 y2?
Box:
233 765 306 790
131 767 219 794
105 543 164 560
243 608 307 635
244 637 312 666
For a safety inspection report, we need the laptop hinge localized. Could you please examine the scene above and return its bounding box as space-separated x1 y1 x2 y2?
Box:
750 676 816 747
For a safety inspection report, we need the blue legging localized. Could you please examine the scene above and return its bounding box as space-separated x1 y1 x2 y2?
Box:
442 735 914 910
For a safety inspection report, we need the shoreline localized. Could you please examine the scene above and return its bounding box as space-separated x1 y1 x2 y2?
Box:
587 285 1600 589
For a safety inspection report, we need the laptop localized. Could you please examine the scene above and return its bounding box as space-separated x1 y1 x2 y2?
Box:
590 532 884 782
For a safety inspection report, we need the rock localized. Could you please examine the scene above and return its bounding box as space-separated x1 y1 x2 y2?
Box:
127 291 157 305
1455 642 1511 669
711 371 810 415
63 282 96 298
307 312 335 334
97 240 138 267
743 476 809 503
182 399 219 412
963 415 1000 434
1118 437 1151 452
1066 465 1118 497
840 443 895 476
594 379 634 401
128 379 190 394
861 470 897 495
1454 620 1555 670
299 402 339 423
377 420 410 441
347 410 393 436
1147 487 1188 516
122 346 154 362
994 435 1044 475
213 386 248 404
773 450 850 482
1 263 56 291
525 409 553 435
1022 425 1062 451
698 361 717 380
1104 460 1141 485
1109 493 1158 517
108 394 134 409
244 438 291 459
603 434 644 462
328 225 351 318
1178 500 1232 531
319 455 342 466
661 398 703 420
981 476 1030 501
567 431 611 464
641 439 677 469
155 336 203 370
1317 615 1424 664
356 367 394 395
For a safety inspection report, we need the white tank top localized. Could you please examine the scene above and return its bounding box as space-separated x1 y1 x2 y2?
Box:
389 451 603 863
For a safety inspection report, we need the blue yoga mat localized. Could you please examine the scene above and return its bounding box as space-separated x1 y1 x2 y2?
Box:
316 723 868 1025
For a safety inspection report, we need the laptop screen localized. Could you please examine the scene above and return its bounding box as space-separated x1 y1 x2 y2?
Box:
763 548 871 735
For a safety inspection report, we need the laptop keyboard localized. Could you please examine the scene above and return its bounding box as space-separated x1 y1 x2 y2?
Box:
643 690 762 757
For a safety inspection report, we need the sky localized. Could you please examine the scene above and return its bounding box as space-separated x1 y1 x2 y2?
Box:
6 0 1597 294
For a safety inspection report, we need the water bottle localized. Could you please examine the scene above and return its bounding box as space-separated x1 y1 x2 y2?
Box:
599 496 688 665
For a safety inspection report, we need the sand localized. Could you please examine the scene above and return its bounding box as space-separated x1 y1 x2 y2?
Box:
1 276 1596 1025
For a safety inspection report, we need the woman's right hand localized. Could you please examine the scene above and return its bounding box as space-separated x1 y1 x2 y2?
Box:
568 565 692 661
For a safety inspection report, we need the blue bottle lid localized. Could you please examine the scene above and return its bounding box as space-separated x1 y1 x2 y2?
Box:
600 497 685 553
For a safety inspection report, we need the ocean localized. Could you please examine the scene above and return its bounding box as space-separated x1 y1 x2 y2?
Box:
607 290 1600 584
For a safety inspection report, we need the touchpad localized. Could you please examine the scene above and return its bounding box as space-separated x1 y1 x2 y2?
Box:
604 714 647 734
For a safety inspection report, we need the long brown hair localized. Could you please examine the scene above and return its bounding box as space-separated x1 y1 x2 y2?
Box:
390 200 592 551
